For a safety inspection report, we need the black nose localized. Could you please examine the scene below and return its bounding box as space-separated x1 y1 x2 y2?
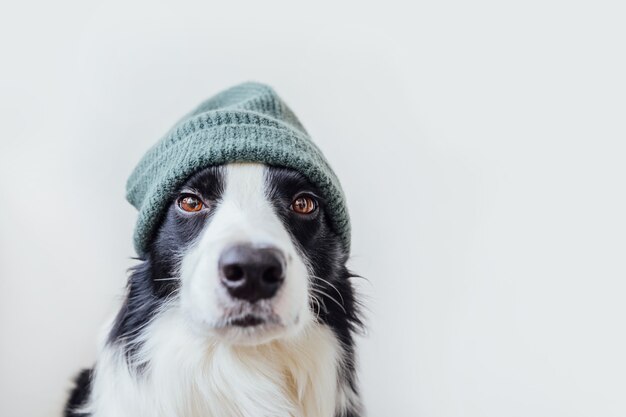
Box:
218 244 285 303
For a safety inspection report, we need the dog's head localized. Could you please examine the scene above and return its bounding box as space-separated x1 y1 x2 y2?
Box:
143 162 352 345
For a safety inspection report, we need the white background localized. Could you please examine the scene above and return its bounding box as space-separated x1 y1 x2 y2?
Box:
1 1 625 416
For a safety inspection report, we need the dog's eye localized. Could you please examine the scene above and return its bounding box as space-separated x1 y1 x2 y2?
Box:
291 195 317 215
178 194 204 213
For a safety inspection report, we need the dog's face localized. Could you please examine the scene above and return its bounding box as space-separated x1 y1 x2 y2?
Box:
149 163 347 345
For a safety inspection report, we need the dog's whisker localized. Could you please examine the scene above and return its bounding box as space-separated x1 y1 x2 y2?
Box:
309 294 322 321
310 281 345 305
309 286 347 314
310 292 327 320
311 275 345 306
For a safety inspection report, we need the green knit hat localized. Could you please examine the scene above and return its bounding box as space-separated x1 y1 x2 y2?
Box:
126 82 350 256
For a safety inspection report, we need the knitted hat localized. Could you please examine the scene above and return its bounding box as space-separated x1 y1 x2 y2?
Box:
126 82 350 256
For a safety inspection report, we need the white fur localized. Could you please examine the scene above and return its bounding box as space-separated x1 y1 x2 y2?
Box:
85 306 346 417
83 164 353 417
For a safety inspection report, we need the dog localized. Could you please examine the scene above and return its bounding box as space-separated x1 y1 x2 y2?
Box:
65 162 363 416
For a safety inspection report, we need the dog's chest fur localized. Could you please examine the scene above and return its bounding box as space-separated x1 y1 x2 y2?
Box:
86 308 346 417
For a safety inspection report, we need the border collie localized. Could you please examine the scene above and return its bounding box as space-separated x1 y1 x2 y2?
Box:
65 163 363 416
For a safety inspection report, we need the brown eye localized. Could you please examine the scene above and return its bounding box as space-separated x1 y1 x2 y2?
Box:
291 195 317 215
178 195 204 212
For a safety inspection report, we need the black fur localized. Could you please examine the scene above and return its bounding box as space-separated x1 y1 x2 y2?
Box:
64 369 93 416
65 165 362 416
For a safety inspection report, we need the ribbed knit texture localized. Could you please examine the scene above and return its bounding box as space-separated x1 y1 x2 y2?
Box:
126 82 350 256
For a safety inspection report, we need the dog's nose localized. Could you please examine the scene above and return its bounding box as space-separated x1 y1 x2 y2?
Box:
218 244 285 303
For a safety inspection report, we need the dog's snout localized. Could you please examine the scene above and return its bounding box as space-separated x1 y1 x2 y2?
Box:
218 244 285 303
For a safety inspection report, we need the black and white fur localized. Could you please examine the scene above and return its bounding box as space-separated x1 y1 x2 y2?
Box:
65 163 363 417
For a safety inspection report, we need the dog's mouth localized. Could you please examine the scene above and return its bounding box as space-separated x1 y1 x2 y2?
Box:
215 309 283 331
228 314 267 327
206 310 288 344
215 298 284 329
